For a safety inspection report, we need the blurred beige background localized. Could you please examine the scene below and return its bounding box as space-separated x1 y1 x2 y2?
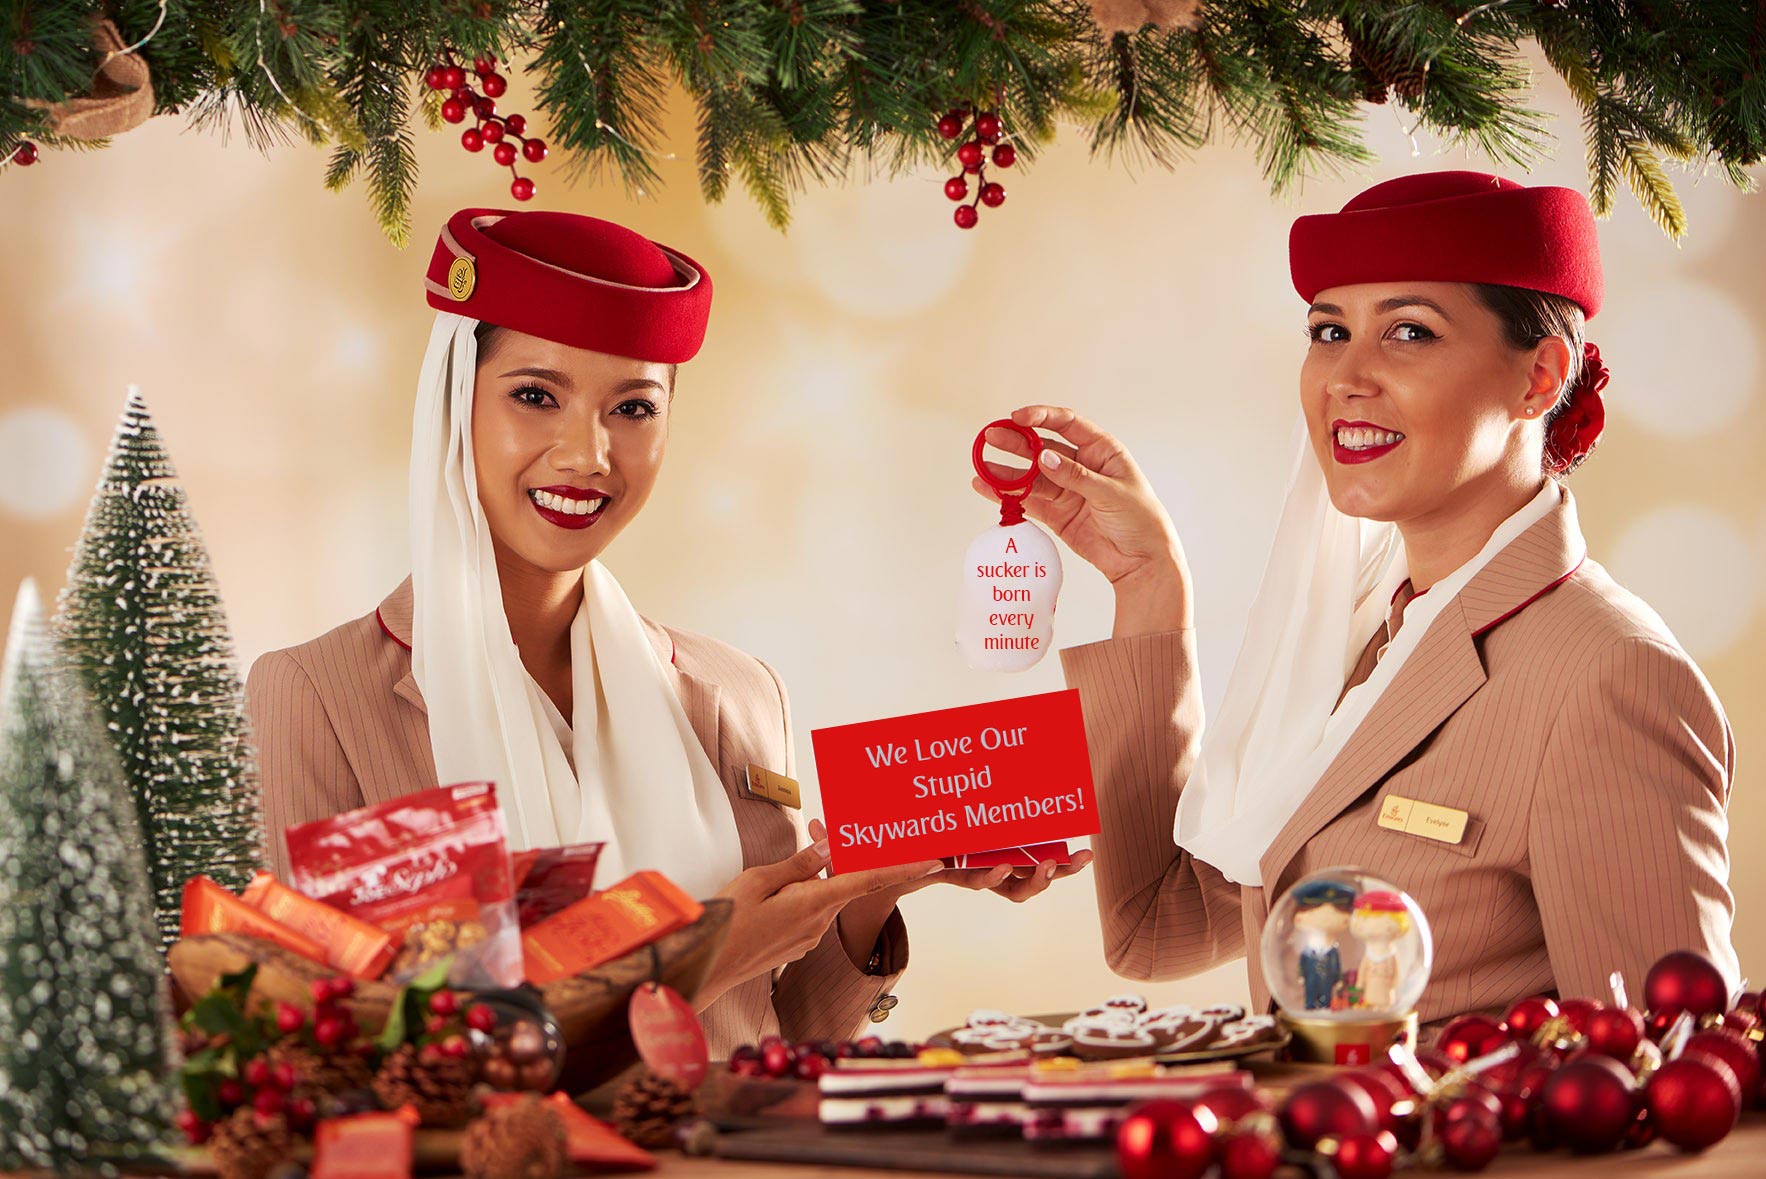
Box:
2 55 1760 1039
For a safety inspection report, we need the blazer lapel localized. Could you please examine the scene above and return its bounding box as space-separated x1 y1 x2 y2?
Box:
373 578 428 716
1256 490 1587 896
1258 599 1486 895
642 619 724 773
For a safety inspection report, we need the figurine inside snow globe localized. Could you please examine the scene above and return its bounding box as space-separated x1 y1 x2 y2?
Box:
1260 867 1433 1063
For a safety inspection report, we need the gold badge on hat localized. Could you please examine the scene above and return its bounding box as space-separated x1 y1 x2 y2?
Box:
447 256 476 302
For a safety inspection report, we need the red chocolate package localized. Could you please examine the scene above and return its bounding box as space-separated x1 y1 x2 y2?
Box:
511 842 604 928
285 782 521 988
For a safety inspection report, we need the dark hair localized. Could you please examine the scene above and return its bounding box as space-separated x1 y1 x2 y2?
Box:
1469 284 1586 474
473 321 677 390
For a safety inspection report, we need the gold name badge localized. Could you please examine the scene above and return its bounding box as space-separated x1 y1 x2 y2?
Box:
745 764 802 810
1376 794 1469 845
447 256 475 301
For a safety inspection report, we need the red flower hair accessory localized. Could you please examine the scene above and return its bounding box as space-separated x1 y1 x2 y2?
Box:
1545 341 1608 475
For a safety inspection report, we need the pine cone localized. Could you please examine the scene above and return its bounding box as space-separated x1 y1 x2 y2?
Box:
372 1043 475 1128
610 1071 698 1151
462 1095 568 1179
269 1040 373 1106
210 1109 294 1179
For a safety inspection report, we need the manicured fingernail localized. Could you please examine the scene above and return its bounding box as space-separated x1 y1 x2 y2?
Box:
922 861 946 877
1043 862 1057 880
812 839 830 859
989 865 1011 883
1039 450 1061 470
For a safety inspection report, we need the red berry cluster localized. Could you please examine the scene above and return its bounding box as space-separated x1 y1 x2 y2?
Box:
424 52 547 202
936 106 1013 229
302 974 364 1050
729 1034 915 1081
8 142 38 167
416 986 496 1064
1119 949 1760 1179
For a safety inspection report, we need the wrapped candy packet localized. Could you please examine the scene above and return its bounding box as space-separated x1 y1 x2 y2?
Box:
285 782 521 988
522 870 702 986
511 841 605 928
241 870 398 980
180 875 328 963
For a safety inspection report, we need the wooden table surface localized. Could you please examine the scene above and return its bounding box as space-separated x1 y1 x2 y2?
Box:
656 1114 1766 1178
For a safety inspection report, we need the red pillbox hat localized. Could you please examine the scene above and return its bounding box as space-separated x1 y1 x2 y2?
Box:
424 208 713 362
1289 171 1603 318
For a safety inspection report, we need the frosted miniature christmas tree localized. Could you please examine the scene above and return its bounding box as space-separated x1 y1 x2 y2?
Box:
0 580 176 1172
54 387 267 950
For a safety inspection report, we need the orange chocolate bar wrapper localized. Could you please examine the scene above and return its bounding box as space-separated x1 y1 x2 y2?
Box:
241 871 397 980
310 1107 419 1179
180 875 329 963
522 871 702 985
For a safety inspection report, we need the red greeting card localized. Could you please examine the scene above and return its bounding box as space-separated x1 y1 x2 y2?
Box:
811 690 1097 873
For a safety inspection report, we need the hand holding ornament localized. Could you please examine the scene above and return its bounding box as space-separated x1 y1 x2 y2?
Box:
969 405 1192 638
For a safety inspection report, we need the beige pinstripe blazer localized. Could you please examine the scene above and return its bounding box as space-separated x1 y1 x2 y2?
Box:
1062 492 1738 1022
246 578 905 1056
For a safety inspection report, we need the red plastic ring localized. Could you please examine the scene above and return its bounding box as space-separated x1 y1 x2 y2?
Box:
971 419 1043 496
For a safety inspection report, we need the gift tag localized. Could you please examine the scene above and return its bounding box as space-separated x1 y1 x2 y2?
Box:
959 419 1063 671
629 982 709 1090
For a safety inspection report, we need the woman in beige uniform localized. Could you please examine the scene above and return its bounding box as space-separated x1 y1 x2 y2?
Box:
977 172 1738 1021
248 208 1072 1055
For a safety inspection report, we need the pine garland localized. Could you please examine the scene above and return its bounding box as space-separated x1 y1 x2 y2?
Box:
2 2 1762 240
0 582 177 1174
53 388 267 954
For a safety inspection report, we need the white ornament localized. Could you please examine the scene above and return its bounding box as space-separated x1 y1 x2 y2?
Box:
958 420 1064 672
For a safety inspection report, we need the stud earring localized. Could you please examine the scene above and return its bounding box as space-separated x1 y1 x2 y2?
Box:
1525 405 1537 416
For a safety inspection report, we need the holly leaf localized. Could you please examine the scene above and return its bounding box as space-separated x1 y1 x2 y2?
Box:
377 955 456 1053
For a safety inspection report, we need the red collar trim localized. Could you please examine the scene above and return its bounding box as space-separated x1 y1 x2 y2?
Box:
1470 557 1584 638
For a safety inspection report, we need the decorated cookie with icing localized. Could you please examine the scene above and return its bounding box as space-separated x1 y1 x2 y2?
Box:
1070 1024 1159 1061
1211 1015 1282 1050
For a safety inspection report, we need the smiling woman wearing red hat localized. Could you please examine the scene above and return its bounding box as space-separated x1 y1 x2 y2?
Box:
979 171 1738 1023
245 208 1061 1053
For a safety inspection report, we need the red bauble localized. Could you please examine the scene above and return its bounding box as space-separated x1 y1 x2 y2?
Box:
425 67 448 90
1540 1054 1638 1154
936 112 964 140
428 990 459 1016
494 142 517 165
1720 1006 1759 1033
1219 1133 1280 1179
1584 1007 1645 1060
1646 1053 1741 1151
1439 1015 1510 1064
1643 950 1729 1019
991 142 1016 168
956 141 984 171
975 111 1002 142
522 138 548 163
1435 1087 1502 1135
1332 1069 1409 1132
440 65 465 90
505 113 527 134
1496 1089 1531 1140
474 56 498 74
461 128 484 152
481 72 507 98
481 119 505 143
1684 1028 1761 1104
476 98 498 119
465 1004 496 1033
980 182 1006 208
1503 995 1560 1037
1439 1107 1503 1172
1114 1100 1217 1179
1476 1037 1539 1091
11 141 37 166
441 98 467 124
1645 1008 1679 1043
1557 997 1603 1034
1279 1081 1376 1151
1193 1084 1268 1129
944 176 968 201
314 1017 346 1048
954 205 978 229
1330 1130 1396 1179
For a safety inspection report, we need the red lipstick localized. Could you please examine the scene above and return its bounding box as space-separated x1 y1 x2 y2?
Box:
528 486 610 531
1331 419 1404 466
